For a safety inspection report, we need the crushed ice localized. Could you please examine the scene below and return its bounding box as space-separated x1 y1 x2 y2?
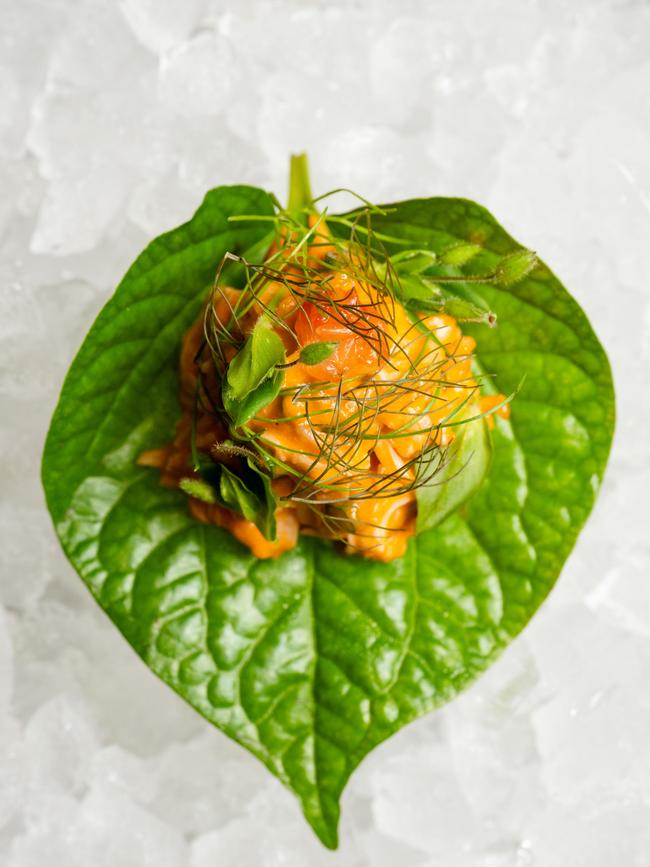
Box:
1 0 649 863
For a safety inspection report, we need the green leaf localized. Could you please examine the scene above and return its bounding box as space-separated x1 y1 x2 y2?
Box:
244 456 279 541
219 462 278 542
188 445 279 541
398 272 494 324
222 316 286 427
494 248 538 287
439 241 482 266
225 317 286 400
223 368 284 428
179 477 217 504
42 189 614 850
389 248 438 273
217 465 259 522
298 341 338 366
416 416 492 533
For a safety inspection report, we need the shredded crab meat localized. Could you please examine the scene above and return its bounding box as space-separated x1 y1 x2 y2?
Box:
139 231 509 562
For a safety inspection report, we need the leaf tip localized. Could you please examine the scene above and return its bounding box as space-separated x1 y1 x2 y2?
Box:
306 811 340 850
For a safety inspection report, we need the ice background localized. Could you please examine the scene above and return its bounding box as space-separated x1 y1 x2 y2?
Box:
1 0 649 863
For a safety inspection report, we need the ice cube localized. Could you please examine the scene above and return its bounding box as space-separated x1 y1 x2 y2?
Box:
527 605 650 811
524 804 650 867
3 1 650 863
158 31 233 118
0 607 14 712
24 696 101 796
370 734 485 855
11 599 203 750
0 714 24 832
445 643 545 839
118 0 209 55
9 791 82 867
88 745 156 805
190 785 346 867
149 730 268 835
0 506 58 610
27 2 156 255
10 787 188 867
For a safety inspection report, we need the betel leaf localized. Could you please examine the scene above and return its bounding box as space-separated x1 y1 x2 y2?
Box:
42 189 614 849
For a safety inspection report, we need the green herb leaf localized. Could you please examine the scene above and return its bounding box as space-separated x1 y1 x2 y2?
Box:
298 341 338 366
389 248 438 273
222 316 286 427
415 416 492 532
398 272 494 324
225 317 286 401
218 465 262 522
187 444 279 541
222 368 284 428
439 241 482 266
494 248 538 287
179 477 217 504
244 456 279 541
217 459 278 542
42 189 614 850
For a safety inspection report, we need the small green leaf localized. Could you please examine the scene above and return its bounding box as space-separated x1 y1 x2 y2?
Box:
389 248 438 273
440 242 482 266
225 316 286 401
223 316 286 427
223 368 284 428
244 457 278 541
190 448 279 541
398 273 494 324
299 341 338 366
395 272 439 305
494 249 538 287
219 465 262 523
218 459 279 542
179 477 217 504
416 417 492 533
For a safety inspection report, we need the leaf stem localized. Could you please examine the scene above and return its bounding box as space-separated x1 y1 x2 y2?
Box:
287 153 314 219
